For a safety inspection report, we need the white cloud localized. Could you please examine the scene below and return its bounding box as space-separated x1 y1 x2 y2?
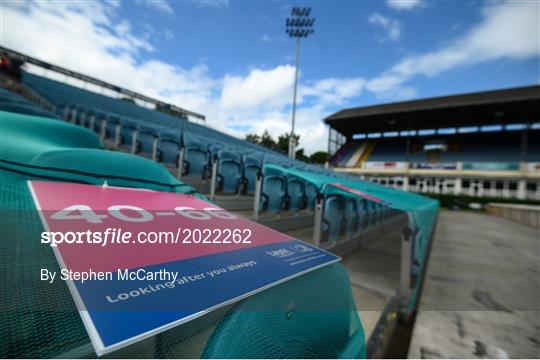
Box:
193 0 229 9
2 0 538 154
261 34 287 44
2 1 214 118
367 0 539 95
301 78 365 107
220 66 295 110
1 0 355 153
138 0 174 15
386 0 423 11
368 13 401 41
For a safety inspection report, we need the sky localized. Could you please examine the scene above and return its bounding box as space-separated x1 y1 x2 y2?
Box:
1 0 539 154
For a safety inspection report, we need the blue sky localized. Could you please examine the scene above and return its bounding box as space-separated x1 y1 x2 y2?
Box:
2 0 539 153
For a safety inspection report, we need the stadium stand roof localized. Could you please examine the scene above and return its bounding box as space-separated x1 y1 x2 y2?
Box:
0 45 205 121
325 85 540 136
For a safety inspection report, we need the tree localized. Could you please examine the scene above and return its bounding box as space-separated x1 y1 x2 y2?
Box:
120 97 135 104
245 133 261 144
310 151 328 164
244 130 314 160
155 103 186 119
295 148 309 162
260 130 277 150
276 133 300 154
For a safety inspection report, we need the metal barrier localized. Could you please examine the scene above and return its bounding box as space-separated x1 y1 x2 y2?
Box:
209 158 218 202
252 173 262 221
177 147 185 179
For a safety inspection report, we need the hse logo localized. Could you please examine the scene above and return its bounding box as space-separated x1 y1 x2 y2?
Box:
292 244 313 253
266 244 314 258
266 248 295 258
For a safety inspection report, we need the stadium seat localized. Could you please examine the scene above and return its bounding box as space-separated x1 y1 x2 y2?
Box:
137 124 164 155
157 130 182 164
209 144 222 158
183 136 210 177
0 103 59 119
216 149 243 193
366 201 378 227
118 118 139 148
305 182 318 209
322 195 344 243
357 199 368 229
261 174 286 212
286 176 306 211
344 197 359 236
242 155 262 194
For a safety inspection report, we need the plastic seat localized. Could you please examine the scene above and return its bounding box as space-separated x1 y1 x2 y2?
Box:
209 144 222 158
305 182 318 209
322 195 344 243
183 136 210 177
158 131 182 164
367 201 378 226
286 176 305 211
261 175 286 212
104 115 122 140
118 118 140 147
138 124 166 154
344 197 359 236
242 155 262 194
217 150 243 194
357 199 368 229
0 103 59 119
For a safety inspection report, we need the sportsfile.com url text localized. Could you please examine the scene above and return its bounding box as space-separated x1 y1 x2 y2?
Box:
40 228 253 247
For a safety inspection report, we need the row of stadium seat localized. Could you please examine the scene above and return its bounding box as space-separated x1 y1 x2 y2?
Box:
260 173 318 212
21 72 367 201
2 81 411 253
322 195 398 243
336 131 540 166
0 86 59 119
18 73 430 266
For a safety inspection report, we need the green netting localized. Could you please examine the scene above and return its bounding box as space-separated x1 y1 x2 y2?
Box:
202 263 365 359
264 163 439 310
0 112 365 358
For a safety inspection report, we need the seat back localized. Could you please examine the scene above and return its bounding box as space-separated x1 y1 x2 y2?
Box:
184 137 209 177
357 199 368 229
243 165 260 194
322 195 344 243
287 177 305 211
217 150 242 193
209 144 222 158
261 175 286 212
344 197 359 236
305 182 318 209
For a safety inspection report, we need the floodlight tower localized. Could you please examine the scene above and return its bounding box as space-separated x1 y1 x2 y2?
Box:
286 7 315 159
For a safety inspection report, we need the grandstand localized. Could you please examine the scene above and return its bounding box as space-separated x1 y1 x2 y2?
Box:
0 47 439 358
326 86 540 201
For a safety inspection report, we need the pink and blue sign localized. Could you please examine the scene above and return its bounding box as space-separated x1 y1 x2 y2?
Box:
29 181 339 355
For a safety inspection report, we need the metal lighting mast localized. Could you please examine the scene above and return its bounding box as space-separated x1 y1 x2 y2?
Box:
286 7 315 159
